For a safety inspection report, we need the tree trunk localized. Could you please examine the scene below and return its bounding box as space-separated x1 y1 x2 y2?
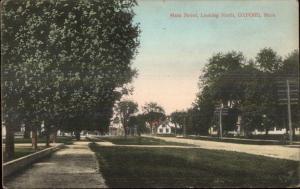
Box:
265 128 269 136
124 126 128 138
138 127 141 137
174 123 177 135
23 124 31 139
150 124 153 135
5 123 15 161
45 133 50 147
53 129 57 143
292 127 296 138
32 125 38 151
75 130 81 141
44 123 51 147
45 127 50 147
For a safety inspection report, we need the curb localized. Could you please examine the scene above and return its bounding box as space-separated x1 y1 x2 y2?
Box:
3 143 64 177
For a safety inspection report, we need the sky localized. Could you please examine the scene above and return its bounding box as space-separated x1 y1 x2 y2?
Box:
125 0 299 114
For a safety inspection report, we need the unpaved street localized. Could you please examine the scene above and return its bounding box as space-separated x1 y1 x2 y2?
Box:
144 136 300 161
4 142 107 189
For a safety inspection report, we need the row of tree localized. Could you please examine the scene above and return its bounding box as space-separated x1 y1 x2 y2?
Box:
2 0 140 160
113 49 299 140
174 48 299 136
115 101 166 136
116 49 298 138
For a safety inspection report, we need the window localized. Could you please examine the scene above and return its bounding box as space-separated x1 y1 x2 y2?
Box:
166 128 169 133
159 129 163 133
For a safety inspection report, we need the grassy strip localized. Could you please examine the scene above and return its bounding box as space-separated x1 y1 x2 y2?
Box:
93 136 194 146
2 136 74 145
89 143 299 188
3 136 73 162
3 146 48 163
156 134 176 137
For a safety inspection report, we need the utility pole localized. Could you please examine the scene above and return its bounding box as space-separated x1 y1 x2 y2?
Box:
277 78 298 144
286 80 293 144
183 116 186 137
219 103 223 139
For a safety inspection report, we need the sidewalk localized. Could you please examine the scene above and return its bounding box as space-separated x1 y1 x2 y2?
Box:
4 141 107 188
144 135 300 161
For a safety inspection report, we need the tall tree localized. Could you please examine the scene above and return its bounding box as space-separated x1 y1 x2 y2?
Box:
275 50 299 135
142 102 166 135
170 111 186 135
2 0 140 158
116 100 138 137
256 47 282 73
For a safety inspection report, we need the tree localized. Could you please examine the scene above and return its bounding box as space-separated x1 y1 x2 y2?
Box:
256 47 282 73
142 102 166 135
194 49 289 137
194 51 245 136
276 50 299 136
170 111 186 135
193 86 215 135
202 51 245 85
116 100 138 137
128 114 147 136
2 0 140 158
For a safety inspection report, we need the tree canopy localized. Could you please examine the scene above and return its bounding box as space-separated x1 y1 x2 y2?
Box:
2 0 140 159
189 48 299 136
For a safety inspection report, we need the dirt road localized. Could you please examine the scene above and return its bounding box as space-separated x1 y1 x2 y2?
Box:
144 135 300 161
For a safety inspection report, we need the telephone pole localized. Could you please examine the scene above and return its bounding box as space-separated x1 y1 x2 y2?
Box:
183 116 186 137
287 80 293 144
277 78 298 145
219 103 223 139
214 103 228 139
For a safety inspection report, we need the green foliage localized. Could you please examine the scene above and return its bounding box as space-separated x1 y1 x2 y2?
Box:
193 49 299 135
256 47 282 73
2 0 140 156
128 114 148 134
115 100 138 135
2 0 139 128
142 102 166 133
170 111 186 128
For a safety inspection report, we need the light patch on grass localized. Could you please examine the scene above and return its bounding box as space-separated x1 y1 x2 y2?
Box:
97 136 194 146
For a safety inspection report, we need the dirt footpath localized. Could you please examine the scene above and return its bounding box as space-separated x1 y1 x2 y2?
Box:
145 136 300 161
4 141 107 188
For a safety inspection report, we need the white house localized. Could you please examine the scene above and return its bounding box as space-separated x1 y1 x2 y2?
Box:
109 117 125 136
157 122 172 134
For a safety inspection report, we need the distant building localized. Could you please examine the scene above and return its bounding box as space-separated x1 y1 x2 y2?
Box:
208 126 300 136
208 126 218 135
157 121 174 134
108 126 124 136
109 117 124 136
251 127 300 135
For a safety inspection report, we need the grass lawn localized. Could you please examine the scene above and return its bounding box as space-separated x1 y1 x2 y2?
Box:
91 136 194 146
3 146 48 163
3 136 73 162
2 136 74 145
89 143 299 188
